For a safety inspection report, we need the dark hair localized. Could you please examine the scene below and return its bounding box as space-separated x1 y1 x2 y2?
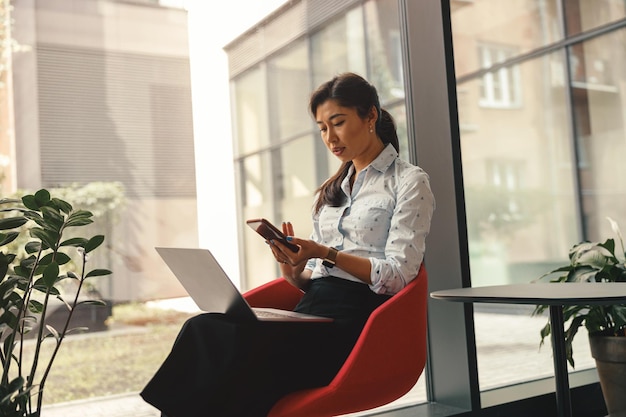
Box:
310 72 399 214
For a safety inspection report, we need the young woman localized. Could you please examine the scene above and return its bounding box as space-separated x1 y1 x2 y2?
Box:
141 72 435 417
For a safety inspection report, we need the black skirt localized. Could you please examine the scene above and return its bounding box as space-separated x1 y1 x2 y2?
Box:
140 277 390 417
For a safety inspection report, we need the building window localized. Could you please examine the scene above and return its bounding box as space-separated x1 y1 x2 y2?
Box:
478 44 522 108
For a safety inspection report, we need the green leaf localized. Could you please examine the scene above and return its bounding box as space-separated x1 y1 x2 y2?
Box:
611 305 626 331
39 252 54 266
45 324 60 341
55 295 72 311
41 206 65 229
54 251 72 265
21 194 39 210
65 210 94 228
23 209 45 226
25 240 42 254
85 269 112 278
0 231 19 246
13 265 30 278
28 299 44 314
34 189 51 206
30 227 56 249
0 197 20 205
42 262 60 288
50 197 73 214
77 299 107 307
539 322 551 346
32 278 60 295
65 326 89 336
0 216 27 231
60 237 88 247
84 235 105 253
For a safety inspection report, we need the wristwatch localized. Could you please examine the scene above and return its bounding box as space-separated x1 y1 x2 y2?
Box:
322 247 338 268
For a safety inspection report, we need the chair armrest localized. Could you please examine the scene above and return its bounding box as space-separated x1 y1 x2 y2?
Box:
243 278 304 311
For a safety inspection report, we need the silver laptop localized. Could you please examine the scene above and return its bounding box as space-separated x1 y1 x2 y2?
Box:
155 247 332 322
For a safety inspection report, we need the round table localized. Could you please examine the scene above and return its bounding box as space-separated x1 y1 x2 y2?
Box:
431 282 626 417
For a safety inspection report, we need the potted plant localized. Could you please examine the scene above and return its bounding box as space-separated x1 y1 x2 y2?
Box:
533 217 626 416
0 188 111 416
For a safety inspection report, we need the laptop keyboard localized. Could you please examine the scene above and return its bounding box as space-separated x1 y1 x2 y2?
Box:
253 308 294 319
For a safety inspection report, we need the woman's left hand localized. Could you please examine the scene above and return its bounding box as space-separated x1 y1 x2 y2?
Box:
269 222 325 267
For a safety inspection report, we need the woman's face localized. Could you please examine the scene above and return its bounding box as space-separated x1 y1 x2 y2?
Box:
315 99 379 168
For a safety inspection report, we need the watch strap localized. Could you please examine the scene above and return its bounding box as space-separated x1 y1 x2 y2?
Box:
322 247 338 268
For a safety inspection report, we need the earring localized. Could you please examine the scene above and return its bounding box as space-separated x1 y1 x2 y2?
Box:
369 125 374 133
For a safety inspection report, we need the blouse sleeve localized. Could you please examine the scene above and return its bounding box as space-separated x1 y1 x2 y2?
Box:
369 168 434 294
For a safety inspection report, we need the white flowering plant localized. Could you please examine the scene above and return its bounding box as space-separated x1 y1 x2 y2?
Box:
0 189 111 416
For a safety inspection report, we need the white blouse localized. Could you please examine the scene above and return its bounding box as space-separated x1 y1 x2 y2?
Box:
306 144 435 295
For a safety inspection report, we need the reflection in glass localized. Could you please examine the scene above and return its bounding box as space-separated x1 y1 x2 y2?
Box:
311 7 366 87
461 51 578 287
459 51 587 390
564 0 626 35
363 0 404 103
569 28 626 240
451 0 562 77
268 41 312 141
478 44 522 108
280 135 317 238
240 152 277 289
233 67 269 156
241 152 272 209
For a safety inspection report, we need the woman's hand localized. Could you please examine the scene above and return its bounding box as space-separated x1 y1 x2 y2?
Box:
267 222 321 290
269 223 325 265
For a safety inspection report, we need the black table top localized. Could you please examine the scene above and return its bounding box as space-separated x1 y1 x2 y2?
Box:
430 282 626 305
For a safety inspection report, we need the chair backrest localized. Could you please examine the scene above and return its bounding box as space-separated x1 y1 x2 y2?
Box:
249 265 428 417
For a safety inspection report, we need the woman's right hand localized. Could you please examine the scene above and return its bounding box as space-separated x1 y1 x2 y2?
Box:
267 222 311 290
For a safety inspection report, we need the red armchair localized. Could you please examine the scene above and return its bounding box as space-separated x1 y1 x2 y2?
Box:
243 265 428 417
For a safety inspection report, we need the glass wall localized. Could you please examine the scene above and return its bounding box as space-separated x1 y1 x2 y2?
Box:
233 0 412 290
451 0 626 399
564 0 626 35
229 0 426 409
569 28 626 240
227 0 626 414
4 0 201 409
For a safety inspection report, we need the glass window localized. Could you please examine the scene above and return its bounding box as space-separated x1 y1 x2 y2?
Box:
267 40 312 142
451 0 563 77
279 135 318 234
569 28 626 240
363 0 405 103
462 51 579 285
311 6 367 87
460 51 587 389
239 151 277 289
232 67 270 156
7 0 200 410
239 153 273 209
478 44 523 108
564 0 626 35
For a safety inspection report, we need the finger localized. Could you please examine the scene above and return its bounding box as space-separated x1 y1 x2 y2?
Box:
286 222 294 236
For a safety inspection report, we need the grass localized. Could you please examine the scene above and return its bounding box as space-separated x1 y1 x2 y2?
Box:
19 301 196 405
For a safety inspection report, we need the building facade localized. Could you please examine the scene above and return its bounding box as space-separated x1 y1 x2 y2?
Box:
3 0 198 301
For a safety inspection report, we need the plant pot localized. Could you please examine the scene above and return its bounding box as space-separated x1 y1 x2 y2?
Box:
589 334 626 417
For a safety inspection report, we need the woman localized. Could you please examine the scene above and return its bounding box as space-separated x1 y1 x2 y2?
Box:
141 72 434 417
